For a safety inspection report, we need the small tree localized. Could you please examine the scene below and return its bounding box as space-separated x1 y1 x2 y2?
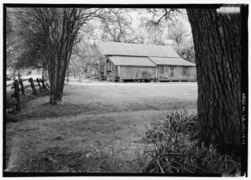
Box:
12 8 102 104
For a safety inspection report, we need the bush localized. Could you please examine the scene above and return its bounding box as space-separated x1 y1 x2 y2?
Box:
142 111 241 176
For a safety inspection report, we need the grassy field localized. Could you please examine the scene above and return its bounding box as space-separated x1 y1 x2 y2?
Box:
5 82 198 173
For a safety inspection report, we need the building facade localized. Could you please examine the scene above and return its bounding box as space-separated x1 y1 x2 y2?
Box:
96 41 196 82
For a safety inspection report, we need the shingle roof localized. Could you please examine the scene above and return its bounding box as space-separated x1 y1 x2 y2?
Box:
109 56 156 67
97 41 180 58
149 57 196 67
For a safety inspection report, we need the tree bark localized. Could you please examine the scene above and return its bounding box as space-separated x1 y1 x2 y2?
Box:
21 8 98 104
49 54 63 104
66 68 70 83
187 9 241 154
46 8 78 104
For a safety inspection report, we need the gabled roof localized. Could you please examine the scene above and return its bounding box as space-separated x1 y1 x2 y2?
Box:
97 41 180 58
149 57 196 67
109 56 156 67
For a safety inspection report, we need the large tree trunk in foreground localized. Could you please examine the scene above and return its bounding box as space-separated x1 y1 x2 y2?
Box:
187 9 241 153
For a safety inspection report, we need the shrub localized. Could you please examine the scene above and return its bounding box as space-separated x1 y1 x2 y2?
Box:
142 111 241 176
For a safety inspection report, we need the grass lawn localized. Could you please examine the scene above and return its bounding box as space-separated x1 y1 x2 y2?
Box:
5 82 198 173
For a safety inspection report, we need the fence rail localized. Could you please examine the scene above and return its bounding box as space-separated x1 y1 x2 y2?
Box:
6 78 50 113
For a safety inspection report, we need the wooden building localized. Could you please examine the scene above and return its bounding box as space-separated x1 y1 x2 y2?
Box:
95 41 196 82
149 57 196 81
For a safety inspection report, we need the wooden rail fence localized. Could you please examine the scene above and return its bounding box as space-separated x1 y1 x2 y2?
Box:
6 78 50 113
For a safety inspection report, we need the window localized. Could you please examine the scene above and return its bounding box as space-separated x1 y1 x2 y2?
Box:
183 67 190 77
107 60 112 73
170 66 174 77
107 60 111 71
159 66 164 74
110 61 113 71
165 66 169 74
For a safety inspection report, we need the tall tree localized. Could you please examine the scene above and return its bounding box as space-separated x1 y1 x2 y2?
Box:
13 8 101 104
187 8 241 153
144 8 242 154
6 8 24 74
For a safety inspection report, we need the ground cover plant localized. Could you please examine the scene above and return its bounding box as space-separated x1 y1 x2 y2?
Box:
142 111 241 176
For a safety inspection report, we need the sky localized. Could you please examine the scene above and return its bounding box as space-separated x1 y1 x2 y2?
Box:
82 8 192 46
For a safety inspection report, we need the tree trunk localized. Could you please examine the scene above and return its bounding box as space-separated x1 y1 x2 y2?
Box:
49 55 63 104
44 8 81 105
48 55 58 104
66 68 70 83
48 46 71 104
187 9 241 154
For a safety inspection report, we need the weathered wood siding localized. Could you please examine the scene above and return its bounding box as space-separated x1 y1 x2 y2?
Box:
119 66 156 80
102 56 196 81
106 63 117 81
158 66 196 81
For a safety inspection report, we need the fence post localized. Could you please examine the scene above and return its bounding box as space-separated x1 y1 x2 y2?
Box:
19 78 25 96
45 80 50 89
36 78 43 94
41 79 48 92
13 79 21 110
29 78 37 96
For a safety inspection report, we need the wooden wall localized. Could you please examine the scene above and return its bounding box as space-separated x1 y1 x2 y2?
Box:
119 66 156 80
102 57 196 81
158 66 196 81
106 63 117 81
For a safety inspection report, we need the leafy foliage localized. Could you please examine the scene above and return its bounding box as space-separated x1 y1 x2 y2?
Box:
100 9 137 43
143 112 241 176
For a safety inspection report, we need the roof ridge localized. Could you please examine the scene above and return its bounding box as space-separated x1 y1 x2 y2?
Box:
97 41 181 58
99 41 174 47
